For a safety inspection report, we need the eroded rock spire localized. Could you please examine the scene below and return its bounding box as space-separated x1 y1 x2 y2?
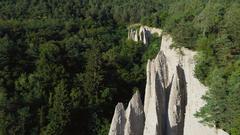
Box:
109 91 144 135
128 25 162 45
167 65 187 135
109 103 126 135
109 25 228 135
125 91 145 135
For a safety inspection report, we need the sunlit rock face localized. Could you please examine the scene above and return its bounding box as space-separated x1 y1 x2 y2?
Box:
109 92 144 135
108 103 126 135
160 35 228 135
128 25 162 45
109 26 229 135
124 91 145 135
128 28 139 42
143 56 166 135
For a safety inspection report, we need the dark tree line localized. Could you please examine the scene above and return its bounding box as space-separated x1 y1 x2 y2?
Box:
0 1 161 133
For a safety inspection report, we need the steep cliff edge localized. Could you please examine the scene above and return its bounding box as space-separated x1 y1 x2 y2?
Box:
109 26 228 135
160 35 228 135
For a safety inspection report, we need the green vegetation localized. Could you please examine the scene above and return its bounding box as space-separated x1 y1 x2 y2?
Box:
0 0 239 135
0 1 162 134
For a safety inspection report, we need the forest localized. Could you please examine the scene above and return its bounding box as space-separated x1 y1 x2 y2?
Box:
0 0 239 135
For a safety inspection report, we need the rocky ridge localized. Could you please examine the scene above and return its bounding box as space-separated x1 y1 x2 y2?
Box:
109 26 229 135
128 25 162 44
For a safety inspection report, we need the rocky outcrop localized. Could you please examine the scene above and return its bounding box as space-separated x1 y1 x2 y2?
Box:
143 56 166 135
128 25 162 44
167 65 187 135
160 35 228 135
109 26 229 135
124 91 145 135
108 103 126 135
128 28 139 42
109 92 144 135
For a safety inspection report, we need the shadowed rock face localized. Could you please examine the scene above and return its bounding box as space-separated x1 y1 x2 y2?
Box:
144 52 187 135
143 58 166 135
167 65 187 135
109 26 229 135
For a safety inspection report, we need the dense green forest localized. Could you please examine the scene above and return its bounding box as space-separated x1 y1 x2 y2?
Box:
0 0 239 135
